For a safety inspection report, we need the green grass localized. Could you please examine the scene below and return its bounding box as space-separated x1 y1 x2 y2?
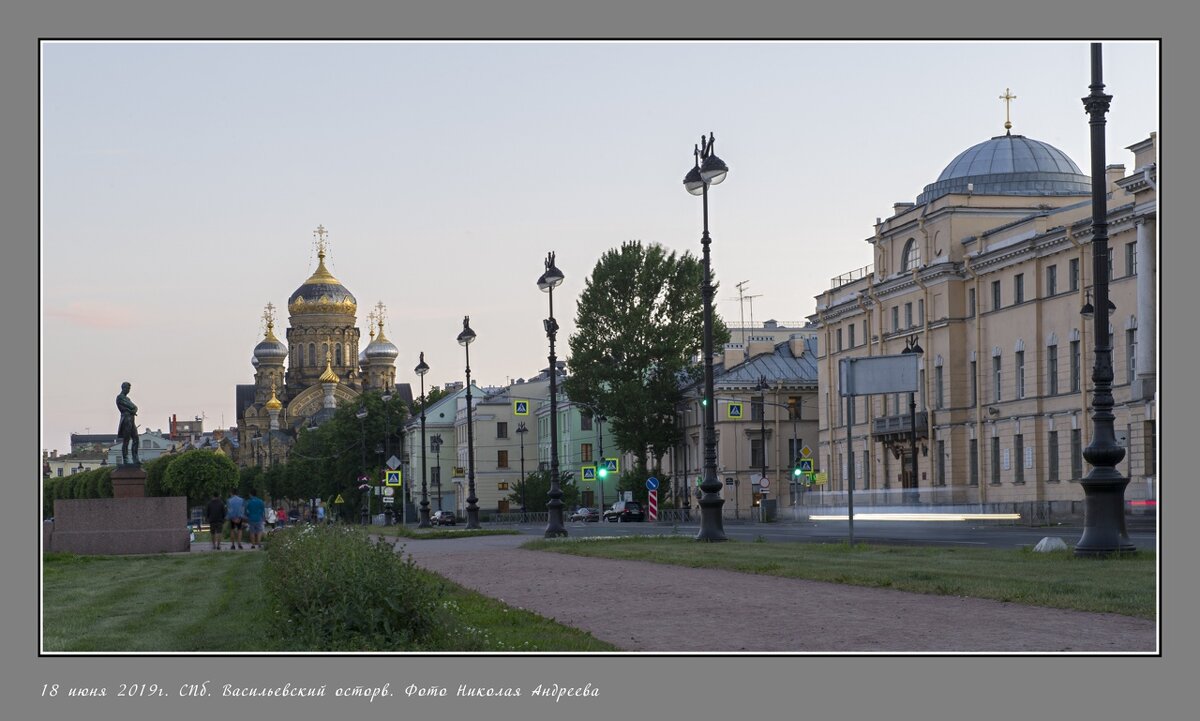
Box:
372 525 521 540
521 537 1156 619
42 551 615 652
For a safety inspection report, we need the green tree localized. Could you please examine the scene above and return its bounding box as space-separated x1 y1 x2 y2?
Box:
563 240 729 478
507 470 580 513
162 450 239 508
143 455 174 497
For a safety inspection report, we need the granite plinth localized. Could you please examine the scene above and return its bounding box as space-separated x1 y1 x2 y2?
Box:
48 497 189 555
111 465 147 498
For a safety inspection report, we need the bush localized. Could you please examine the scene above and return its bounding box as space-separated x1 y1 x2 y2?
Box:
143 455 173 497
162 450 239 508
264 525 447 650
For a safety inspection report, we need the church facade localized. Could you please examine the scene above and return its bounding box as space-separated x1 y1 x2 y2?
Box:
236 226 409 469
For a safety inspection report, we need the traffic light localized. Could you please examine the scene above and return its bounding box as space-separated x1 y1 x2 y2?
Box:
597 464 608 480
701 397 709 407
793 461 803 479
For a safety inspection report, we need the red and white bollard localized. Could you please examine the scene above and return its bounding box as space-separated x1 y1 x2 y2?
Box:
648 489 658 521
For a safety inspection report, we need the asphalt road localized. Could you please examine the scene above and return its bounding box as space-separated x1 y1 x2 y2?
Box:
499 517 1158 551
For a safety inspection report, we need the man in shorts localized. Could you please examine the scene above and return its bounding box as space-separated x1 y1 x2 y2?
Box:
205 492 226 550
245 488 266 549
226 490 246 549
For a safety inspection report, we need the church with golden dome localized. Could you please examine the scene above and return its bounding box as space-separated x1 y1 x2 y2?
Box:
235 225 411 469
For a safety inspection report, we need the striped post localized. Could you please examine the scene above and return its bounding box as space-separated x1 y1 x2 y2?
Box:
648 489 658 521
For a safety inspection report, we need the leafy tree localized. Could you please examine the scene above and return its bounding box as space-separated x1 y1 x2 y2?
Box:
162 449 239 508
563 240 729 478
507 470 580 513
143 455 173 497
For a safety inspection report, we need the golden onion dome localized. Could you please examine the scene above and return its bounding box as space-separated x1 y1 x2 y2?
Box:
264 382 283 411
288 243 357 316
319 352 340 384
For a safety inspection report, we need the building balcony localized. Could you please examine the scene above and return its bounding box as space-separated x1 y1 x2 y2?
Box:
871 411 929 443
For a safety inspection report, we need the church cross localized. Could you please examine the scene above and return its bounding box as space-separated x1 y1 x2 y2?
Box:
999 88 1017 132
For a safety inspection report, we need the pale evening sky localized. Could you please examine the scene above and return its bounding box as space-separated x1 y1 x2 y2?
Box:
39 40 1158 452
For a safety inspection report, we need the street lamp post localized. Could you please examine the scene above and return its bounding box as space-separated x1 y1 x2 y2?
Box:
356 404 368 523
901 335 923 504
684 131 729 542
516 421 529 523
415 353 432 528
756 375 769 518
597 413 607 516
457 317 481 529
381 391 394 525
538 251 568 538
1076 42 1135 556
430 434 443 511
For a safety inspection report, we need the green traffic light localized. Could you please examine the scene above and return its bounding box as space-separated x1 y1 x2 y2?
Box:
597 467 608 479
793 467 802 477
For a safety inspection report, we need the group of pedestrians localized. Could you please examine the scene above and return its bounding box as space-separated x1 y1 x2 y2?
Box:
203 488 267 550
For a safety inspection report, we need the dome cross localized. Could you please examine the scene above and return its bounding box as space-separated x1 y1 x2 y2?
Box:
1000 87 1017 133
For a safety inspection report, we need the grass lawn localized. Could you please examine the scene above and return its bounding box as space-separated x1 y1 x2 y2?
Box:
372 525 521 540
522 536 1156 619
42 551 615 652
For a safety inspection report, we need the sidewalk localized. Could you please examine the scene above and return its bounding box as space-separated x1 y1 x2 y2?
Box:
389 534 1156 653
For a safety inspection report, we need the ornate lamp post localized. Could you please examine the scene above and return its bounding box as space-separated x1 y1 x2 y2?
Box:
901 335 923 504
1076 42 1135 556
356 404 368 523
538 251 568 538
683 131 729 542
457 317 481 529
756 375 769 513
430 434 443 511
516 421 529 523
381 391 394 524
415 352 432 528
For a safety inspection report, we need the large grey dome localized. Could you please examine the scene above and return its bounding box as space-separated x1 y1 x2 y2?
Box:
917 134 1090 204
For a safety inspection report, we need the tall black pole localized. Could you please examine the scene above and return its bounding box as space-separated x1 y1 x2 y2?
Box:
597 414 605 515
1076 43 1135 556
461 322 481 529
758 377 768 517
416 353 431 528
687 133 728 542
431 434 443 511
517 422 528 523
543 252 567 538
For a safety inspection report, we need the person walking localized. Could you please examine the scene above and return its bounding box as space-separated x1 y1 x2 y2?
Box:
316 500 326 525
245 488 266 549
204 492 226 550
226 489 246 549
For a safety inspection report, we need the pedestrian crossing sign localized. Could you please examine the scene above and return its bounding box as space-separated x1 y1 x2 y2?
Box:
727 402 743 419
582 466 596 481
385 469 402 487
513 400 529 416
602 458 619 474
799 459 813 472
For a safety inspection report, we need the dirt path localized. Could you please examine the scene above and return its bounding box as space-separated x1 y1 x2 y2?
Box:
393 535 1156 653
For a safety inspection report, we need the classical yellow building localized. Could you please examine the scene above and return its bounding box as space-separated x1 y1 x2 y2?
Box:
811 128 1157 514
236 226 410 468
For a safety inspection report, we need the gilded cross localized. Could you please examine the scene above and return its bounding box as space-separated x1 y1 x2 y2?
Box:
999 88 1016 131
375 301 388 329
313 224 329 257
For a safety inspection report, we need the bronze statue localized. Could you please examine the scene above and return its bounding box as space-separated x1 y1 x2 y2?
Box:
116 381 140 465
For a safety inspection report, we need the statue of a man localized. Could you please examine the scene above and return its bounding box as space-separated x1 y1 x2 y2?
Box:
116 381 140 465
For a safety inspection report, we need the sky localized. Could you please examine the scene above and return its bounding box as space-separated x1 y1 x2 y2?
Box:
39 40 1158 452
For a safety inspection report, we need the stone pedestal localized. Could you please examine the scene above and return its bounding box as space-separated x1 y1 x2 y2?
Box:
111 464 147 498
48 497 189 555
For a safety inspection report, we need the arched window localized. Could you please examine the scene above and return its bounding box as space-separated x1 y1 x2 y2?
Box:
322 343 329 365
308 343 316 367
901 238 920 272
335 343 343 366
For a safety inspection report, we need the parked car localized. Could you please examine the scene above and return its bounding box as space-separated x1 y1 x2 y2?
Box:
570 507 600 522
431 510 457 526
603 500 645 522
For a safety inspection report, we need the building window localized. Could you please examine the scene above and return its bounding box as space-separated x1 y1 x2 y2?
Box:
1013 434 1024 484
308 343 316 366
1071 429 1083 479
335 343 343 366
918 370 925 411
1047 265 1058 296
892 306 900 331
1044 344 1058 395
751 398 764 422
1048 430 1060 482
937 440 946 486
991 280 1002 310
902 238 920 271
837 328 843 351
1126 329 1137 384
1069 258 1080 292
935 365 944 409
1016 350 1026 399
496 421 508 439
751 439 766 469
1014 274 1025 304
969 439 979 486
848 324 856 347
497 449 509 468
969 361 977 407
917 298 925 325
580 443 593 462
993 355 1002 402
1070 340 1082 393
1125 242 1137 277
968 287 976 317
905 303 913 327
990 436 1001 484
580 412 593 431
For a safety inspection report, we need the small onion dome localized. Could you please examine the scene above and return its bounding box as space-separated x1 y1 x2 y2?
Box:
253 321 289 363
319 356 340 384
365 321 400 362
264 383 283 411
288 245 357 316
251 355 260 368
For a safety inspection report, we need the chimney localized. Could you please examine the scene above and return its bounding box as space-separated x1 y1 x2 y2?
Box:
723 343 745 368
746 336 775 359
1106 164 1126 191
789 335 806 358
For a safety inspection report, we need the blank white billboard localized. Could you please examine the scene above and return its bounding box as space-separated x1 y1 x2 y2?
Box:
839 355 919 396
